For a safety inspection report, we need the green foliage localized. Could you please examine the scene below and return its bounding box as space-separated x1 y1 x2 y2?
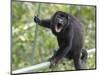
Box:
12 1 96 72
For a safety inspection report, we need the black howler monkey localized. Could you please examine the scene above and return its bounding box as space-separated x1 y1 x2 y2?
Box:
34 11 88 70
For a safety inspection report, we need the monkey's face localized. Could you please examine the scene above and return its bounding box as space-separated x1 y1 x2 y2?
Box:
51 11 68 33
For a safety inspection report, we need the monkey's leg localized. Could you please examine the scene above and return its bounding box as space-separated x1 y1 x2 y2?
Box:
73 52 84 70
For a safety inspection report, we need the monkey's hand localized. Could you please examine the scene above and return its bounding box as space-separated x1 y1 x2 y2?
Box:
34 16 41 24
48 57 57 68
48 49 58 68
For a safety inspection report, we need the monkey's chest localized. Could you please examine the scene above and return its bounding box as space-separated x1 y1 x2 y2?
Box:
57 36 67 47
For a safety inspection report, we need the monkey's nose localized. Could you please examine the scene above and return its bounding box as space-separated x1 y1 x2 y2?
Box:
58 19 63 25
59 19 63 22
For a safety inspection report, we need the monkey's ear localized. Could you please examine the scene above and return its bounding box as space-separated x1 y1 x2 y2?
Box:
67 15 71 26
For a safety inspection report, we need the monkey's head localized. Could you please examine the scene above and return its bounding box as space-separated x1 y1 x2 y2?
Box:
51 11 69 33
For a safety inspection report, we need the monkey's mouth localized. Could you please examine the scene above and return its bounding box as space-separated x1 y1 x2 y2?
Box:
55 23 63 32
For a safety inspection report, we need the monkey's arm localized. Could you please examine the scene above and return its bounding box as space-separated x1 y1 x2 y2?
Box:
34 16 51 28
50 28 73 65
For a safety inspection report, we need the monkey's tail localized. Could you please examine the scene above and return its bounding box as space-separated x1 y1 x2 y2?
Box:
81 49 88 64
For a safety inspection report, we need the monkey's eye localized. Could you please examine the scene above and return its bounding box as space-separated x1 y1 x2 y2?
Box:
56 15 61 18
59 14 64 17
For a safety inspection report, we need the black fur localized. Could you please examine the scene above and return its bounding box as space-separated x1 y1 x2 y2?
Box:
34 11 88 70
